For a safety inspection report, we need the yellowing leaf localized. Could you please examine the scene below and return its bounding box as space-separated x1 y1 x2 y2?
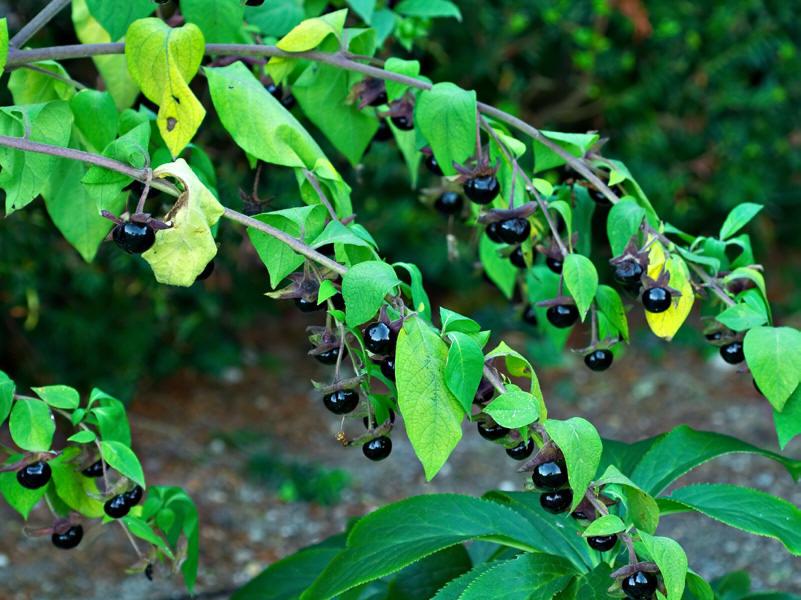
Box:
142 159 224 286
125 18 206 156
645 240 694 340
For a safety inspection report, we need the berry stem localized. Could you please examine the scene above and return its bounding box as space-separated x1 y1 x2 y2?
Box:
620 532 639 564
303 169 340 223
482 364 507 395
134 167 153 215
688 263 736 307
474 109 484 165
117 520 144 559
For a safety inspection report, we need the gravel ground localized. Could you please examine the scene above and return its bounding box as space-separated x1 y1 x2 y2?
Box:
1 314 800 599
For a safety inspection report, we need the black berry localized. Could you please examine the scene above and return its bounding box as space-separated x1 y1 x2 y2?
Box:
391 114 414 131
374 119 393 141
522 304 538 326
434 191 463 216
104 494 130 519
196 260 215 281
16 461 51 490
52 525 83 550
367 90 388 108
486 222 503 243
295 297 323 313
642 287 672 313
621 571 658 600
124 485 144 507
540 489 573 513
614 260 643 287
546 304 579 328
112 222 155 254
497 218 531 244
363 321 394 355
546 256 563 274
281 93 297 110
245 0 265 5
380 356 396 381
315 347 342 365
587 534 617 552
720 341 745 365
588 188 611 206
145 563 154 581
425 154 444 176
704 330 723 342
584 349 613 372
505 439 534 460
362 436 392 461
323 389 359 414
477 421 509 441
330 293 346 311
531 459 568 490
82 460 105 478
464 175 500 205
509 246 527 269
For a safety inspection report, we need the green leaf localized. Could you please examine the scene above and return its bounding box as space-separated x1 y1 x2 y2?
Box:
207 62 326 169
744 327 801 412
636 532 687 600
342 261 400 327
67 430 97 444
444 332 485 413
484 385 539 428
606 198 645 256
630 425 801 496
181 0 248 43
123 515 175 558
774 386 801 450
549 199 573 239
595 465 660 534
394 0 462 20
562 254 598 320
32 385 80 410
268 10 347 83
0 18 7 77
543 418 603 512
69 90 119 153
582 514 626 537
485 342 544 414
301 494 545 600
595 285 629 341
8 61 75 104
244 0 305 38
666 483 801 556
716 302 769 332
554 564 614 600
100 440 145 488
0 455 48 519
415 82 477 176
440 307 481 335
433 563 501 600
684 570 715 600
396 316 464 480
347 0 376 23
720 203 763 241
479 235 517 300
86 0 154 40
394 262 432 320
125 18 206 156
0 371 15 425
384 57 422 100
457 553 575 600
386 546 472 599
9 398 54 452
89 388 132 446
49 448 105 518
533 131 599 173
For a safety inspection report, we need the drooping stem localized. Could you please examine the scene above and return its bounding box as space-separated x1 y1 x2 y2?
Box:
303 169 339 222
9 0 72 48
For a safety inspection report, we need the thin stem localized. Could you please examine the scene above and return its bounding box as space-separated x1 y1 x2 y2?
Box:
474 109 483 164
303 169 339 222
590 304 598 345
690 263 736 307
9 0 72 48
482 364 507 395
118 520 144 559
620 532 638 564
135 168 153 215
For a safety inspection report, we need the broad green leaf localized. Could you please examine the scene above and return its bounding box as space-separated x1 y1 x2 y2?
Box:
384 57 421 101
86 0 154 40
599 435 664 477
342 261 400 327
9 398 54 452
123 515 175 558
312 220 375 250
181 0 248 43
720 203 763 241
479 234 517 300
385 546 472 600
245 0 305 37
301 494 545 599
716 302 768 332
533 131 599 173
100 440 145 487
390 120 423 187
582 514 626 537
554 564 614 600
416 82 477 176
774 386 801 450
49 448 104 518
32 385 80 410
67 430 97 444
685 571 715 600
485 341 544 415
457 553 576 600
440 307 481 335
444 332 484 413
544 418 602 511
125 18 206 156
142 159 225 286
666 483 801 556
268 10 347 83
606 198 645 256
0 371 15 425
0 18 7 77
595 465 660 534
394 262 432 320
89 388 132 446
0 455 48 519
207 62 326 169
394 0 462 20
637 532 687 600
432 562 498 600
484 385 539 428
644 242 694 341
8 60 75 104
595 285 629 341
347 0 376 23
563 254 598 320
69 90 118 153
744 326 801 412
396 316 463 480
630 425 801 496
549 200 573 239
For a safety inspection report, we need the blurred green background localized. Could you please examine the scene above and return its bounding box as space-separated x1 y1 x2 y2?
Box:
2 0 800 397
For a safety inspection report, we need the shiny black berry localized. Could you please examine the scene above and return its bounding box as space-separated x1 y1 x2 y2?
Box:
144 563 154 581
112 221 155 254
509 246 527 269
391 114 414 131
532 459 568 490
323 389 359 414
124 485 144 507
315 347 342 365
486 222 503 243
425 154 444 176
363 436 392 461
245 0 265 5
464 176 500 205
587 534 617 552
196 260 215 281
295 297 323 313
477 421 509 441
546 304 579 328
522 304 538 326
434 191 463 216
374 119 393 141
642 287 672 313
704 330 723 342
540 489 573 513
363 321 394 355
104 494 130 519
584 349 613 372
380 356 396 381
614 260 643 287
546 256 563 274
622 570 658 600
497 218 531 244
52 525 83 550
17 461 51 490
82 460 105 478
720 341 745 365
505 439 534 460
